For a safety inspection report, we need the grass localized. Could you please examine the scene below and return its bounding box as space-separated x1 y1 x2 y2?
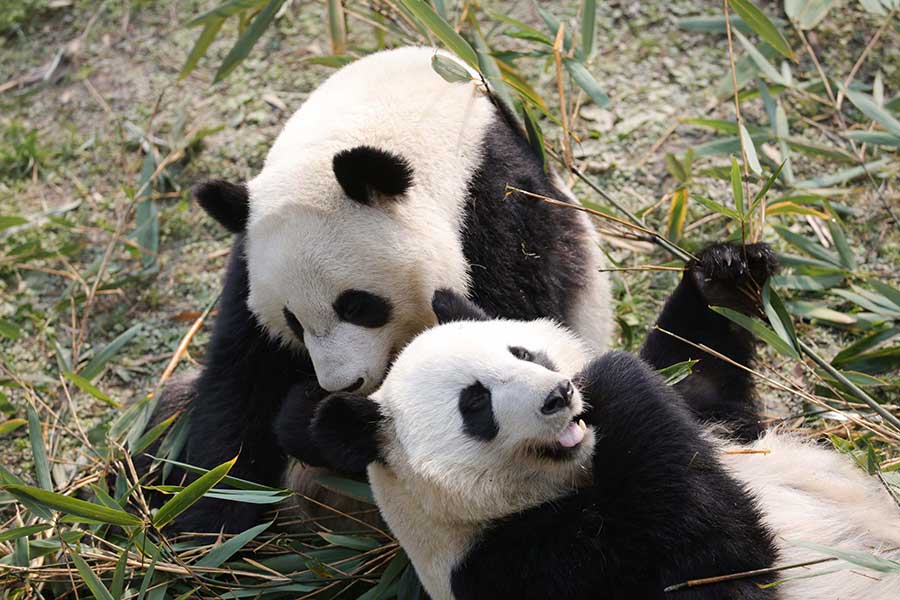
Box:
0 0 898 597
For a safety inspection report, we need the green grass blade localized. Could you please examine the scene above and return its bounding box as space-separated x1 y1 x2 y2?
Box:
728 0 795 61
396 0 478 68
81 324 142 381
214 0 287 82
711 306 800 358
2 484 142 527
27 405 52 491
152 456 236 528
195 520 272 567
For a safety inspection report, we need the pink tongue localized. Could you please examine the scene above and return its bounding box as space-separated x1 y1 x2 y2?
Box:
557 422 585 448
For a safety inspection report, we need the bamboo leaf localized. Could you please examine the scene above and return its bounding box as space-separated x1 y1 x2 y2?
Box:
0 318 20 340
766 201 830 218
111 550 128 600
846 131 900 147
749 160 785 214
844 88 900 137
152 456 236 528
0 523 51 543
787 300 858 325
728 0 795 61
870 281 900 310
772 273 843 291
657 359 699 386
793 157 891 189
739 123 762 174
774 102 795 183
319 532 382 551
774 225 843 268
313 474 375 504
326 0 347 55
581 0 597 58
2 484 143 526
214 0 287 82
431 54 472 83
784 0 840 29
825 215 856 271
762 281 801 355
711 306 800 358
81 324 142 381
0 418 26 436
70 551 116 600
0 215 28 231
694 195 742 221
396 0 479 68
195 520 272 567
27 405 52 491
179 17 225 79
132 412 181 455
63 372 119 407
730 155 744 216
183 0 265 28
833 325 900 365
666 188 689 243
733 30 786 84
563 59 610 107
792 540 900 573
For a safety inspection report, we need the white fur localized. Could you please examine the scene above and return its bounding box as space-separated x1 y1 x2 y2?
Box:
366 320 900 600
723 431 900 600
244 46 611 392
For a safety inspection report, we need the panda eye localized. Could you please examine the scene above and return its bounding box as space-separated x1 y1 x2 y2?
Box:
509 346 533 362
459 381 491 414
333 289 393 328
283 307 305 341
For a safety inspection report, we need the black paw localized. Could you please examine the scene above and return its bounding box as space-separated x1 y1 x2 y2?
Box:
274 381 330 466
689 243 778 315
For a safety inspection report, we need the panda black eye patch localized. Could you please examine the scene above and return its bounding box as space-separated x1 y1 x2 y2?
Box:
509 346 557 371
283 307 305 341
333 289 393 328
458 381 498 442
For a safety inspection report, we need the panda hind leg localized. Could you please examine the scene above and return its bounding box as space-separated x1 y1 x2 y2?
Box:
640 242 778 442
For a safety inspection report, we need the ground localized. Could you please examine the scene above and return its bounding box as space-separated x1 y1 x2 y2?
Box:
0 0 898 596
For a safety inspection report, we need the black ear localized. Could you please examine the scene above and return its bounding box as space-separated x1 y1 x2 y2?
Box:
193 180 249 234
311 392 384 474
432 288 490 324
332 146 414 205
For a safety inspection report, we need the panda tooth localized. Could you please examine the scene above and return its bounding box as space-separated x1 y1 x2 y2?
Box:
577 419 586 431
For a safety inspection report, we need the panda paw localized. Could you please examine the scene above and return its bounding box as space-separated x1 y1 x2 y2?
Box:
689 242 778 315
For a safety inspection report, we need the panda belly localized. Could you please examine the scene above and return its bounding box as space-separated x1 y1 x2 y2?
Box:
722 431 900 600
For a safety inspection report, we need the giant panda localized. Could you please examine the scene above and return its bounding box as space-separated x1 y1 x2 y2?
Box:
170 45 772 533
308 290 900 600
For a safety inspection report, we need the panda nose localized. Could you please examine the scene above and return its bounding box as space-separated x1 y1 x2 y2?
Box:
342 378 365 393
541 381 574 415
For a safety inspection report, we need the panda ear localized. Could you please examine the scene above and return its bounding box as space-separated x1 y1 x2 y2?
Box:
311 392 384 474
193 180 250 234
432 289 490 324
332 146 414 205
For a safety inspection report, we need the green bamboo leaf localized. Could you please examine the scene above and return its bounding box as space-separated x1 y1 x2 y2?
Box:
730 156 744 216
0 524 51 543
179 17 225 79
70 551 116 600
2 484 142 526
728 0 796 61
563 59 609 107
358 551 409 600
683 118 743 135
63 372 119 407
0 465 53 519
792 540 900 573
733 30 786 84
846 131 900 147
396 0 478 68
766 202 830 218
831 346 900 375
833 325 900 365
694 195 742 221
657 359 699 386
774 103 795 184
27 405 52 491
111 550 129 600
749 160 785 214
739 123 762 174
146 456 281 491
844 88 900 137
711 306 800 358
772 273 844 291
521 103 547 170
183 0 264 27
195 520 272 567
793 157 892 189
313 474 375 504
870 281 900 310
581 0 597 57
132 411 181 455
214 0 287 82
0 215 28 231
825 217 856 271
302 54 354 68
0 318 20 340
431 54 472 83
81 324 142 381
774 226 843 268
534 3 583 61
762 281 800 356
0 418 26 436
467 16 516 112
152 456 236 528
319 532 382 551
677 15 759 34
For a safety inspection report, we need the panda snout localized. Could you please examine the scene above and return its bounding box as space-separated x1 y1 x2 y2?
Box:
540 380 574 415
341 377 365 393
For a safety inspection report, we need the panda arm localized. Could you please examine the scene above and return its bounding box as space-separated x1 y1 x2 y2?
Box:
453 353 778 599
639 242 778 442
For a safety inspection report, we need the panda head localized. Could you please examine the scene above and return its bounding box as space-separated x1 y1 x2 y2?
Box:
311 290 596 521
194 145 451 394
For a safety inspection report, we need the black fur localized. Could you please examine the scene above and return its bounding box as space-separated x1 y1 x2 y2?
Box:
332 146 414 204
432 288 489 323
450 352 779 599
458 381 498 441
193 180 250 234
173 236 316 533
310 392 384 473
460 113 592 323
639 243 778 442
274 381 330 468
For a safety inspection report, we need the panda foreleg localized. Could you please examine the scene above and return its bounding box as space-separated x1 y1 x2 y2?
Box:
274 381 331 468
640 242 778 442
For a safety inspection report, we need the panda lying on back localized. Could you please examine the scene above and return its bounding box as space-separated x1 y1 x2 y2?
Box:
307 291 900 600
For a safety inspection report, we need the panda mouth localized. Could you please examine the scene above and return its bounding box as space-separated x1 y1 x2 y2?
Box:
528 417 589 462
558 418 588 449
